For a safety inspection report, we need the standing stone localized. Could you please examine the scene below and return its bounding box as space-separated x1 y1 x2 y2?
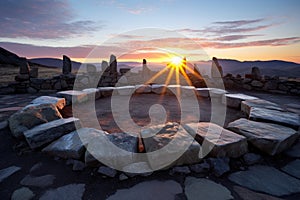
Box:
251 67 261 80
109 54 117 74
19 57 30 74
101 61 109 71
142 59 151 82
86 64 97 74
211 57 223 78
62 55 72 74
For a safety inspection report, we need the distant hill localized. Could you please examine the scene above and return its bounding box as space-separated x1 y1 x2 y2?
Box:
0 47 23 66
195 59 300 77
29 58 82 69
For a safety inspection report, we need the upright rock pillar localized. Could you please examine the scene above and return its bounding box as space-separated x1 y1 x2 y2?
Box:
211 57 223 78
62 55 72 74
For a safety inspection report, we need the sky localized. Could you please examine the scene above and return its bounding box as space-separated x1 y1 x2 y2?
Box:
0 0 300 64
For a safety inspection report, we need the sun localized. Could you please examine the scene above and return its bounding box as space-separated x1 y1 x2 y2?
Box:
171 56 182 66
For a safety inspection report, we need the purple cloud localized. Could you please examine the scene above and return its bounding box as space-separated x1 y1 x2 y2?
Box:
0 0 100 39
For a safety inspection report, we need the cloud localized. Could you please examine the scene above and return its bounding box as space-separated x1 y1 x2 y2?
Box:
103 0 153 15
0 0 100 39
0 42 125 59
178 18 274 36
213 34 262 41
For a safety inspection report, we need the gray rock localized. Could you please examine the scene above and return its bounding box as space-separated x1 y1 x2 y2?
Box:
24 117 81 149
119 173 128 181
98 166 117 178
97 87 115 97
0 120 8 130
249 107 300 129
142 122 201 169
57 90 88 105
42 128 101 159
107 180 182 200
222 93 258 108
170 166 191 175
243 153 262 165
190 162 210 173
72 160 85 171
20 174 55 188
40 184 85 200
9 103 62 138
62 55 72 74
0 166 21 183
185 177 233 200
151 84 167 94
29 162 42 174
82 88 101 100
241 99 283 116
209 88 227 99
233 186 282 200
228 118 299 155
229 165 300 196
285 139 300 158
11 187 35 200
122 162 152 177
195 88 210 98
251 80 263 87
85 132 138 169
183 122 248 158
135 84 151 94
30 96 66 110
251 67 261 80
281 159 300 178
115 86 135 96
208 157 230 177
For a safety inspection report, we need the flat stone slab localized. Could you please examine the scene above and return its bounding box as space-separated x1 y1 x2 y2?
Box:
141 122 201 169
228 118 299 155
281 159 300 179
20 174 55 188
11 187 35 200
57 90 88 105
222 93 258 108
0 166 21 183
82 88 101 100
285 139 300 158
30 96 66 110
195 88 211 98
85 132 138 169
24 117 81 149
107 180 182 200
249 107 300 129
9 103 62 138
229 165 300 196
115 86 135 96
42 128 103 159
183 122 248 158
185 177 233 200
233 186 282 200
40 184 85 200
135 84 151 94
209 88 227 98
151 84 167 94
97 87 115 97
241 99 283 116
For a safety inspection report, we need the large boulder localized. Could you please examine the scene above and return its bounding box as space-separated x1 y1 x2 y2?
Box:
30 96 66 110
151 84 167 94
141 122 201 169
183 122 248 158
228 118 299 155
9 104 62 138
24 117 81 149
57 90 88 105
249 107 300 130
42 128 102 159
85 132 138 169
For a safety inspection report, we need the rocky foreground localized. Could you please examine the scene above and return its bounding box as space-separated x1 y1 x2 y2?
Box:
0 86 300 199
